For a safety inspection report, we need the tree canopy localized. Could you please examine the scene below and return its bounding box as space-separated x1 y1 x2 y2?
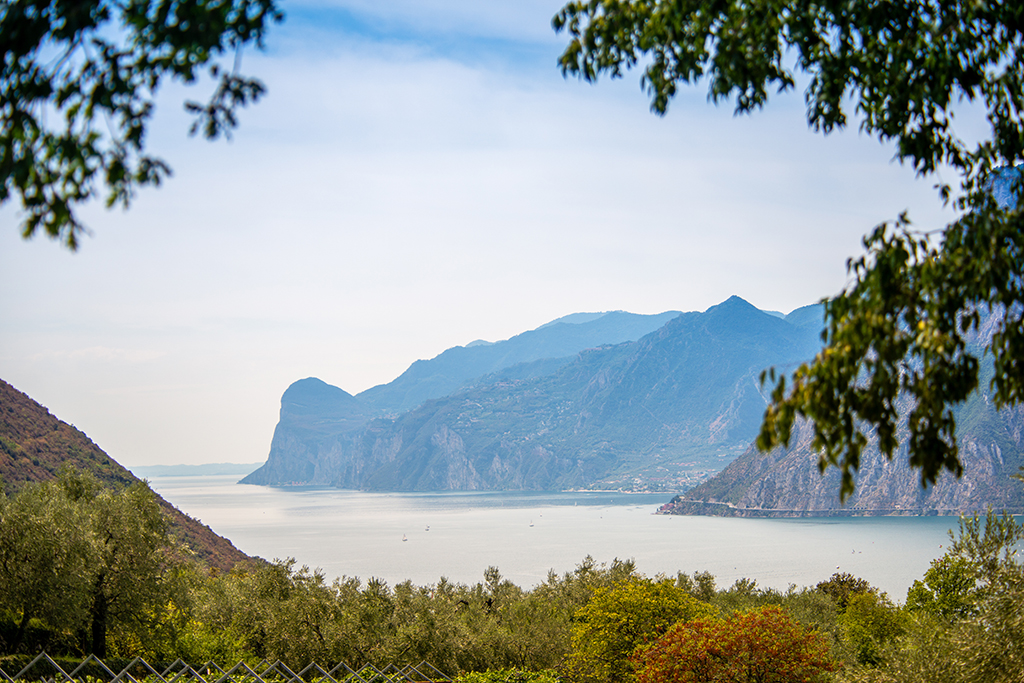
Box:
563 577 715 683
0 469 168 655
554 0 1024 497
633 605 836 683
0 0 282 249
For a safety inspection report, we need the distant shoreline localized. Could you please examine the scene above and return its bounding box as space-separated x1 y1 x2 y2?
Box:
130 463 263 478
660 499 1024 518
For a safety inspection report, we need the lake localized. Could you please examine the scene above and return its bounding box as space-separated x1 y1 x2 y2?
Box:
148 475 970 600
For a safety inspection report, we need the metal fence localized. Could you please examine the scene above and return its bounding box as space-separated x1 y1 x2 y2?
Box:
0 654 452 683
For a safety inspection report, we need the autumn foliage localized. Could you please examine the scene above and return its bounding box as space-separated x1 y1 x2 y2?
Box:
563 578 715 683
634 605 835 683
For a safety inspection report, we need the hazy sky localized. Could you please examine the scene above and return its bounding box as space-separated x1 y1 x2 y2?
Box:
1 1 963 467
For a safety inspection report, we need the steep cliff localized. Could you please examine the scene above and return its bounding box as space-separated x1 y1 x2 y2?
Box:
240 378 375 486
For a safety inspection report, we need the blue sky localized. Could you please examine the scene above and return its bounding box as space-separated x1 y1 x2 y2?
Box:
0 1 959 467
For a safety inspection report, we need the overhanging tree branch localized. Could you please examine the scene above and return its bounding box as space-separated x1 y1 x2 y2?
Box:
554 0 1024 497
0 0 283 249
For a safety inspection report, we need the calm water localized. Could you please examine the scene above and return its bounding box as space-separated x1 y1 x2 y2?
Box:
150 475 968 600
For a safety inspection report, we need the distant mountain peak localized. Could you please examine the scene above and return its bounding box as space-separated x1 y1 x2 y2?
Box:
700 297 775 328
706 295 757 312
284 377 354 400
280 377 362 418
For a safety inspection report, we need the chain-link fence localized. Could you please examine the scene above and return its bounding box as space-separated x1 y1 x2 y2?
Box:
0 654 452 683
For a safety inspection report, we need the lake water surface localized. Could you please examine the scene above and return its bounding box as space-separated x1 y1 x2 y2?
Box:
149 475 969 600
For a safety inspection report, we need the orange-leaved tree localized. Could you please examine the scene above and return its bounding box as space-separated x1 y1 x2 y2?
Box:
634 605 835 683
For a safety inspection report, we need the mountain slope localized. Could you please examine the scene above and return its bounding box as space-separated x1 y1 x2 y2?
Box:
350 297 824 491
356 309 683 414
659 378 1024 517
246 297 826 491
0 379 250 570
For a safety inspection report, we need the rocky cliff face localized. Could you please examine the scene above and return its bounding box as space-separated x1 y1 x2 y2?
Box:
244 297 826 491
660 304 1024 517
660 397 1024 517
240 378 373 486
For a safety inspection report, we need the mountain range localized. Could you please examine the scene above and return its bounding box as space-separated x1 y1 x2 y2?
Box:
242 297 825 491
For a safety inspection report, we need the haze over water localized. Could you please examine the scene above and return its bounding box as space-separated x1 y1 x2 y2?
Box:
146 475 971 599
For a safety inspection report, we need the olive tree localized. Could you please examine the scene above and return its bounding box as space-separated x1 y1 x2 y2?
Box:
82 478 168 657
0 478 96 650
0 468 169 656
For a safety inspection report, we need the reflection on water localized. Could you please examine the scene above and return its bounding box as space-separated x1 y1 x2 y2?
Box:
150 475 964 600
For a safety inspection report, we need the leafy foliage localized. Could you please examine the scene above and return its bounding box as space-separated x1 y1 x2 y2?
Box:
553 0 1024 498
816 573 875 613
839 592 906 667
563 577 715 683
673 571 716 602
0 0 283 248
457 669 561 683
633 605 835 683
458 671 561 683
759 195 1024 499
905 556 978 620
836 512 1024 683
0 469 167 656
904 510 1023 626
0 473 96 649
